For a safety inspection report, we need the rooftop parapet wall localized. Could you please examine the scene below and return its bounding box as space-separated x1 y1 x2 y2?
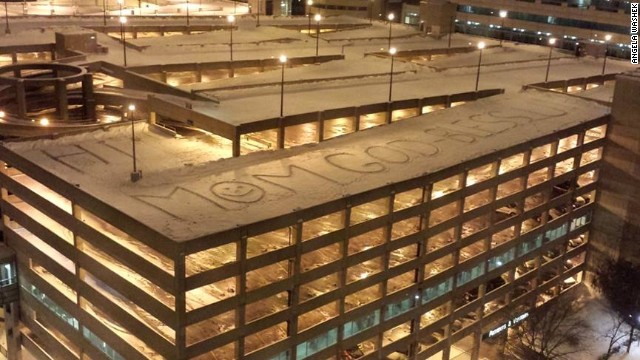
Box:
2 90 609 243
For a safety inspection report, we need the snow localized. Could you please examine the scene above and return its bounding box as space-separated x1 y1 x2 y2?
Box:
4 90 609 242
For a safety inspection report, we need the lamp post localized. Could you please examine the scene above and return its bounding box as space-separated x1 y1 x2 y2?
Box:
314 13 321 59
369 0 373 24
4 1 10 34
388 47 396 103
117 0 122 15
545 37 556 82
499 10 507 46
279 55 286 118
475 41 485 92
387 13 394 50
602 34 612 75
228 15 235 61
120 16 127 67
256 0 260 26
186 0 189 26
128 104 142 182
448 16 454 48
306 0 312 36
102 0 107 26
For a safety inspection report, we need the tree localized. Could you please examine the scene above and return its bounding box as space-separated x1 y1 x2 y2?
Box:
505 296 591 360
594 258 640 353
599 310 629 360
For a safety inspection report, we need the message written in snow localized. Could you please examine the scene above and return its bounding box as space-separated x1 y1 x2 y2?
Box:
39 103 569 222
131 105 568 220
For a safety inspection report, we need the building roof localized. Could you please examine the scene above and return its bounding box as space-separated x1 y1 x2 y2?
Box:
3 90 608 242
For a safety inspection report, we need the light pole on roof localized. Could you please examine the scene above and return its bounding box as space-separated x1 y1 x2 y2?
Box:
228 14 235 62
388 47 396 103
307 0 313 36
602 34 612 75
499 10 507 46
545 37 556 83
120 16 127 67
279 55 287 118
315 14 321 60
387 12 394 50
129 104 142 182
4 1 10 34
475 41 485 92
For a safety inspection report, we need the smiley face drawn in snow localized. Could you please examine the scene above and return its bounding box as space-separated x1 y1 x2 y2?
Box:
210 181 265 203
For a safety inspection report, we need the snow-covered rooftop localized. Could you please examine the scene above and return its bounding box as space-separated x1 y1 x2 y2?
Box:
4 90 608 242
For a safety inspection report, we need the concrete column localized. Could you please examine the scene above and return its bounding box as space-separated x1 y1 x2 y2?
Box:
4 302 19 360
317 111 324 142
82 73 96 121
354 107 360 131
195 63 202 83
590 71 640 268
229 62 235 78
277 119 285 149
386 102 392 124
160 71 168 83
55 78 69 121
10 53 17 64
15 80 27 118
232 131 241 157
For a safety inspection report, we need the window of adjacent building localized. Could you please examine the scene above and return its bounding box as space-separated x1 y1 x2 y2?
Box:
467 162 496 185
385 297 415 321
348 228 386 255
422 277 453 304
393 187 424 211
302 210 344 241
343 311 379 339
518 234 543 257
350 198 389 225
499 153 526 175
247 227 294 259
456 262 485 286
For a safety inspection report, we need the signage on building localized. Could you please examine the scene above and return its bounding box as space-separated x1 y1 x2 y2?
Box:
482 312 529 339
